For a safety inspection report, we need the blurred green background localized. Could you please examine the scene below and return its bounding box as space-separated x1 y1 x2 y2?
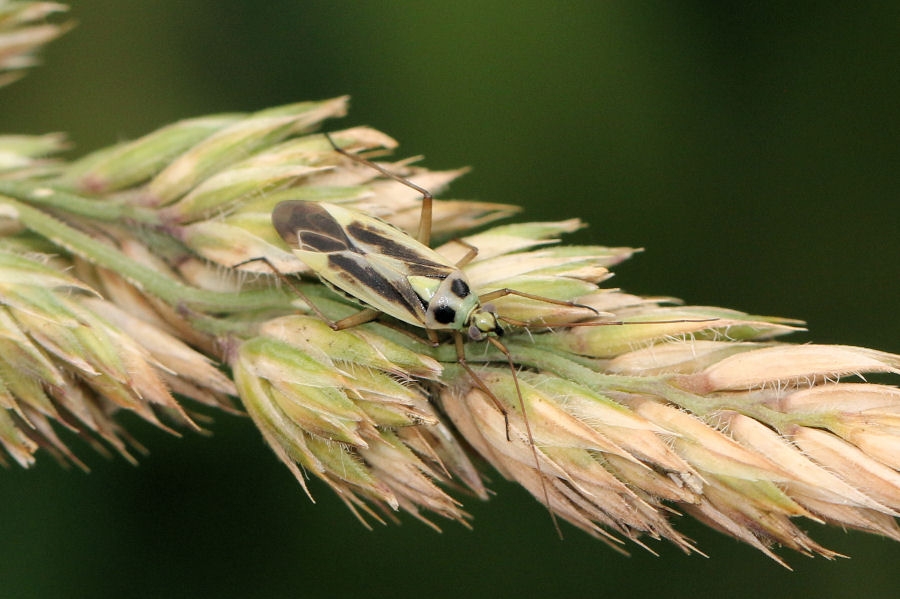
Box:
2 2 899 598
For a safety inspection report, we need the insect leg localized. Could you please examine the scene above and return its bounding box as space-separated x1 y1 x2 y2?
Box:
324 132 434 247
486 335 562 538
230 256 336 320
231 256 375 330
478 288 599 316
446 237 479 268
453 332 511 441
332 308 380 330
363 320 440 347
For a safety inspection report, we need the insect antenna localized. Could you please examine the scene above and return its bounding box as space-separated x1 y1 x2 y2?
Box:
478 287 600 316
486 335 564 539
453 332 512 440
499 316 720 328
324 132 434 246
477 286 719 330
454 331 563 537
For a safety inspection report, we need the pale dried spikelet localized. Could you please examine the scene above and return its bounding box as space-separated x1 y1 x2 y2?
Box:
441 369 701 553
0 132 68 178
234 315 485 529
61 115 245 194
79 237 229 355
1 90 898 564
163 123 514 273
437 299 900 562
148 99 351 206
0 1 69 88
0 248 236 465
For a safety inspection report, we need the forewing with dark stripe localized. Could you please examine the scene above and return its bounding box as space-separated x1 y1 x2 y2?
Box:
343 219 455 278
273 201 454 326
323 251 429 324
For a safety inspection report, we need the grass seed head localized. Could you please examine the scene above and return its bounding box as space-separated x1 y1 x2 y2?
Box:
0 1 70 88
2 91 899 562
234 321 480 528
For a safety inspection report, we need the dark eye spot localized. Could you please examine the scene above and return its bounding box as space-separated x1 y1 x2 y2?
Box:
433 305 456 324
450 278 470 298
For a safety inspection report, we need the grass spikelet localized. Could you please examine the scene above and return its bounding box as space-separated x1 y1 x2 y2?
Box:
1 81 898 564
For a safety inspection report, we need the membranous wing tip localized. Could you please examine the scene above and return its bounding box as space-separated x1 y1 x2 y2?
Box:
272 201 354 253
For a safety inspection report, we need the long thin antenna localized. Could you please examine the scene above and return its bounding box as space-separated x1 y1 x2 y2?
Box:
500 316 719 328
488 335 563 539
454 332 562 536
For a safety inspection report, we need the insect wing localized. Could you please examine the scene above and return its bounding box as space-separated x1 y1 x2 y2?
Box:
294 247 427 325
335 205 456 278
274 201 454 326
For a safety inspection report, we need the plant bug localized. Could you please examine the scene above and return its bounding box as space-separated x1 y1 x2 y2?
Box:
252 133 714 535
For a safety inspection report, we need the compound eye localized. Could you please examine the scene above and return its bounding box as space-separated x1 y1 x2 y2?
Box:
472 310 497 333
468 324 485 341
